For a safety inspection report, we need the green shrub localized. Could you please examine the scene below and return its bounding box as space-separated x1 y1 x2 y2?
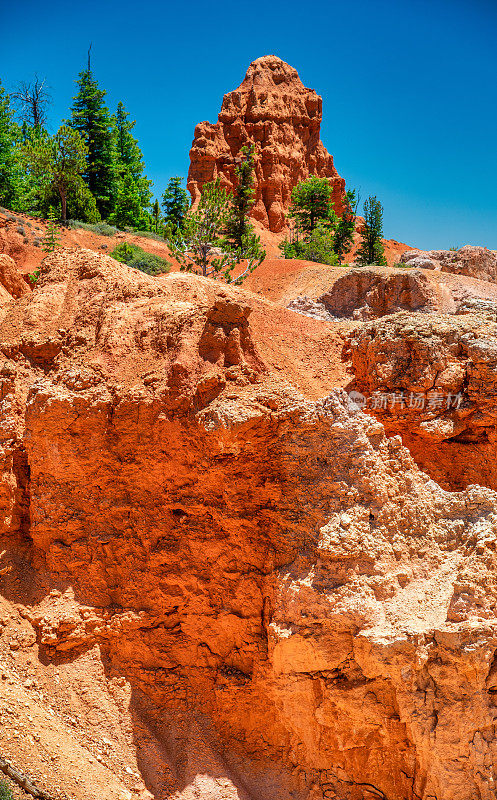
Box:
68 220 118 237
0 779 14 800
279 224 339 266
111 242 171 276
16 225 25 235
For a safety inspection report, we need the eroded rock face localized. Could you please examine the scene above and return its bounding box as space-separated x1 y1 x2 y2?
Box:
3 250 497 798
402 245 497 283
318 266 451 319
346 311 497 490
187 55 345 233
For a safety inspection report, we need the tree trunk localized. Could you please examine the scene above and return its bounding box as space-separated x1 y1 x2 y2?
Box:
59 189 67 225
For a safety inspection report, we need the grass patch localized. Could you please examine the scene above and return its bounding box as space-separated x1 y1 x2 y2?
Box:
68 219 119 236
111 242 171 276
132 230 168 243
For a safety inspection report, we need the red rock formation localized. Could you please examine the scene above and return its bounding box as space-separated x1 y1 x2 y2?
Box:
1 249 497 798
402 245 497 283
187 55 345 233
346 310 497 490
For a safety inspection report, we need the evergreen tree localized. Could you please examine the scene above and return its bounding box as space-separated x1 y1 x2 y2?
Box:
356 195 387 266
152 198 162 233
0 80 17 206
109 169 149 230
22 124 92 224
333 189 357 263
42 211 61 252
224 144 256 248
69 65 118 218
114 101 151 210
288 176 337 234
162 176 189 232
166 178 264 283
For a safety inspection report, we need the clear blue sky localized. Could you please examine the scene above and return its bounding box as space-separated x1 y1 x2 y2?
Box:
1 0 496 249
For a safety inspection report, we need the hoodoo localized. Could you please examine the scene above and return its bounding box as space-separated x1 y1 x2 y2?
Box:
187 55 345 232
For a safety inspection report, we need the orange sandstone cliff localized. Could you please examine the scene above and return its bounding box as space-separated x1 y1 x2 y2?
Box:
0 247 495 799
187 55 345 233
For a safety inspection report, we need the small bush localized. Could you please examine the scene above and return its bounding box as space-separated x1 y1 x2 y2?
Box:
68 220 118 237
16 225 25 235
0 779 14 799
111 242 171 276
23 236 29 244
279 224 339 266
33 237 41 247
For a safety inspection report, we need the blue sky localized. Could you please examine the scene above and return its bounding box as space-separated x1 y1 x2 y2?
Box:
1 0 496 249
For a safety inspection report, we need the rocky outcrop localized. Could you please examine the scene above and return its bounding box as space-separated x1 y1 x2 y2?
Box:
187 55 345 233
287 295 333 320
402 245 497 283
346 310 497 490
3 249 497 798
0 254 31 299
318 266 452 319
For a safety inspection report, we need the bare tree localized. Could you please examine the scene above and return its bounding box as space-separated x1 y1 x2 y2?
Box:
11 75 51 128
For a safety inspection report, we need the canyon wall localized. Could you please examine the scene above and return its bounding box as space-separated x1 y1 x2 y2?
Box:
1 249 497 798
187 55 345 233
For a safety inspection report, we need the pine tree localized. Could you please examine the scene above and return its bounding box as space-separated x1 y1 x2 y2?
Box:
288 176 337 234
224 144 256 249
42 211 61 252
152 199 162 233
356 195 387 266
166 178 265 283
333 189 358 263
114 101 151 210
22 124 90 224
162 177 189 232
109 169 149 230
69 64 118 218
0 80 17 206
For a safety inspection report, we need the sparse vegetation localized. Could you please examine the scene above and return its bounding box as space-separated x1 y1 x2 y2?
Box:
165 177 265 283
42 212 60 252
110 241 171 276
68 219 118 236
0 779 14 800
